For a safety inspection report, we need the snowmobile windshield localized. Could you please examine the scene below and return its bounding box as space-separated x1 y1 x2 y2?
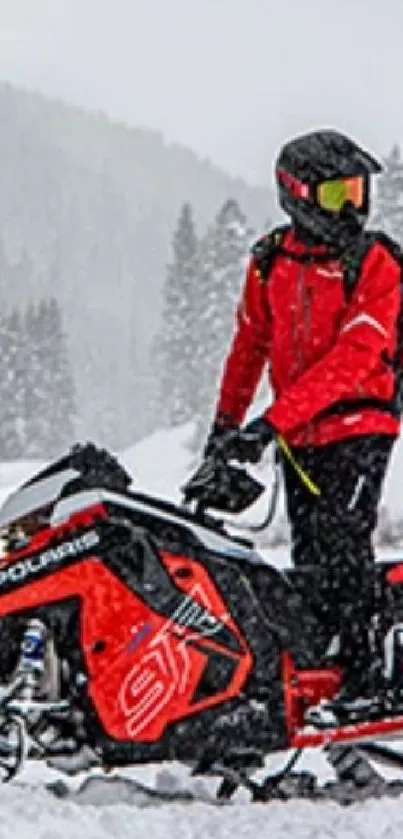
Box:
0 467 80 553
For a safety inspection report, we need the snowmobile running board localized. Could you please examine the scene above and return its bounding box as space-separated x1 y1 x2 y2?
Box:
292 714 403 750
282 651 403 749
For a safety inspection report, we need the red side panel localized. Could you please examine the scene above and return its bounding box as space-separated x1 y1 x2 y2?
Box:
291 715 403 749
0 550 252 742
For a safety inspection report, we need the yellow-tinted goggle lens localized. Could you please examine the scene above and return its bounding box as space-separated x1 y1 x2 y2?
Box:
317 176 364 212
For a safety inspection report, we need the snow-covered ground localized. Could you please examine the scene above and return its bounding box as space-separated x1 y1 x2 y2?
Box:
3 764 403 839
2 426 403 837
2 764 403 839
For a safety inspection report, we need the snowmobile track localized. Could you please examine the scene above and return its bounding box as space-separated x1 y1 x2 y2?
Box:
34 771 403 808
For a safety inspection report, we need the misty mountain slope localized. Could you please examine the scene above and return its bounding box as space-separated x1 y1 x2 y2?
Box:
0 82 273 320
0 82 273 444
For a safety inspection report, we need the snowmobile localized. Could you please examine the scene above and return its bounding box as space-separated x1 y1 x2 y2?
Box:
0 442 403 801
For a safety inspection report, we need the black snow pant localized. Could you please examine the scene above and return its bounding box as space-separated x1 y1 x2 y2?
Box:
282 434 396 675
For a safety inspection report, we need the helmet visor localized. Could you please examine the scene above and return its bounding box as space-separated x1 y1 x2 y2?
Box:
316 176 365 213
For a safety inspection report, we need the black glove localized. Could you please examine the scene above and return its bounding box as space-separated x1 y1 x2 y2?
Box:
204 414 239 460
233 417 276 464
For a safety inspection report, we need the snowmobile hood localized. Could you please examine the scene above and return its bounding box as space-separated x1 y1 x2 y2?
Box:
0 442 261 563
51 487 262 562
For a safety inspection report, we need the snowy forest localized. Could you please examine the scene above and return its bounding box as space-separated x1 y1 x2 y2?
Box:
0 82 270 457
1 82 403 462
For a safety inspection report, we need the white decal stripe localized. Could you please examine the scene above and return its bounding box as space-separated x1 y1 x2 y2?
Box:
51 489 256 560
347 475 366 511
238 305 251 326
341 312 387 337
316 269 343 279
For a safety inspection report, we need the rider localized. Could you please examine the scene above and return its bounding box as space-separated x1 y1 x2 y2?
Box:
201 129 401 705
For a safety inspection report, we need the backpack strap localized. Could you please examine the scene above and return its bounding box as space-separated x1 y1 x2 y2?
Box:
250 225 290 281
340 230 403 303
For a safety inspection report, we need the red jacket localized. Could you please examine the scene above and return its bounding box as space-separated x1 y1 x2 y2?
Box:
216 229 401 447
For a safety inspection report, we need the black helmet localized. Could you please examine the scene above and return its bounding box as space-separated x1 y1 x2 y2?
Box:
275 129 382 246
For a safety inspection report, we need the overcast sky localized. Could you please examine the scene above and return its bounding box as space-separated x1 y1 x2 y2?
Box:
0 0 401 184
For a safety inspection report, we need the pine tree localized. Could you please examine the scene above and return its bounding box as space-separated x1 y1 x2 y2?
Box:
191 199 252 450
23 302 51 458
373 144 403 243
43 298 76 456
154 202 200 426
0 309 27 459
24 299 76 458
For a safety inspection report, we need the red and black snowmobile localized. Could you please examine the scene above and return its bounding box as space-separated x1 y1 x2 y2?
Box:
0 442 403 800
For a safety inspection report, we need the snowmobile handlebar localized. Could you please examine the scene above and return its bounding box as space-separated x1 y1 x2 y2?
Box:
182 432 320 522
182 454 265 517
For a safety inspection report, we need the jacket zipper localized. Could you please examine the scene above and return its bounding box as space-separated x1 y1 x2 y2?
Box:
293 264 313 445
293 264 305 374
